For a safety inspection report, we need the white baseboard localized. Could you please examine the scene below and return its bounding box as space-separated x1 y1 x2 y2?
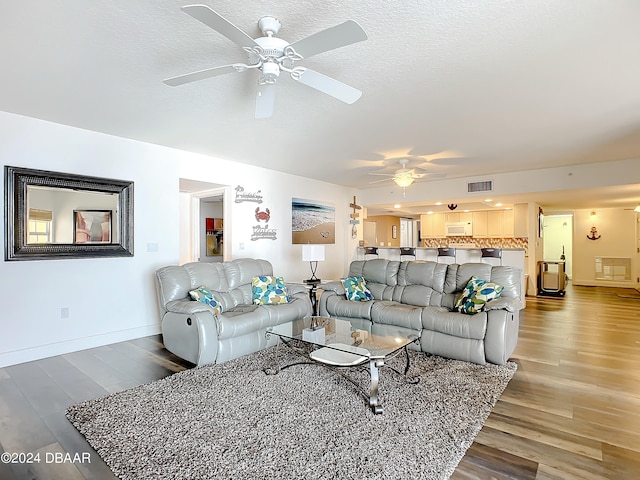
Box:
0 324 162 368
572 279 636 289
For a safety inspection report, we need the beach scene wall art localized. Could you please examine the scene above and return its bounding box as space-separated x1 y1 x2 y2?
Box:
292 197 335 244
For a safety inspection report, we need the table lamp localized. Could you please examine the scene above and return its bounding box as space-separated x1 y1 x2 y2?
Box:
302 245 325 283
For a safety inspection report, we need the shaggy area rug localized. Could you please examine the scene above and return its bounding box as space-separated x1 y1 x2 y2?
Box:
66 348 516 480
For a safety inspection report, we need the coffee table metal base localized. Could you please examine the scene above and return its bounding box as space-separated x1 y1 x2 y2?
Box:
264 336 419 414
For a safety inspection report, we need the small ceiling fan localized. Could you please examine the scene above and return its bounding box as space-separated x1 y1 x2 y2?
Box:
164 4 368 118
369 159 446 188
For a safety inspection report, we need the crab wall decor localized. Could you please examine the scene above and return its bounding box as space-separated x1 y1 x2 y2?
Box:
255 207 271 222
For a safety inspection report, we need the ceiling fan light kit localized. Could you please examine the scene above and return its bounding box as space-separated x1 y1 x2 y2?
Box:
163 5 368 118
393 174 415 188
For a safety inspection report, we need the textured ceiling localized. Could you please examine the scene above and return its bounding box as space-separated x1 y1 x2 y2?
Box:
2 0 640 211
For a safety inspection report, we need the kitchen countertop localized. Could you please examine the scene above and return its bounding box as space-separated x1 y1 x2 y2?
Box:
360 246 526 251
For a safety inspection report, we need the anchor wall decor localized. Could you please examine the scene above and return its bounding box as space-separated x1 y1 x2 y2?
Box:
586 211 601 240
587 226 601 240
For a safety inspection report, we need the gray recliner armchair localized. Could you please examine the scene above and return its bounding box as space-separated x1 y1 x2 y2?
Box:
155 258 312 365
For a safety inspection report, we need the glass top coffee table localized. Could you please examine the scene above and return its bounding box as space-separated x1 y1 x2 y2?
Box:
265 316 421 414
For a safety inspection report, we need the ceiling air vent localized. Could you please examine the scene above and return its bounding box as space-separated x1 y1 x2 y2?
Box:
467 180 493 193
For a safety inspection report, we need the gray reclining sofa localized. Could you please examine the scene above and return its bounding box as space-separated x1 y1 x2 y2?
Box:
155 258 312 365
318 259 523 365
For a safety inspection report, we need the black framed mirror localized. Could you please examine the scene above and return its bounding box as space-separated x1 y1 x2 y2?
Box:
4 166 134 261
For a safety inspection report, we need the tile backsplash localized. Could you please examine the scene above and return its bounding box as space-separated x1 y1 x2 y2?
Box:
422 236 529 253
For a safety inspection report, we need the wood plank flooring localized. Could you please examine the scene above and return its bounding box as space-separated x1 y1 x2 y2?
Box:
453 285 640 480
1 284 638 479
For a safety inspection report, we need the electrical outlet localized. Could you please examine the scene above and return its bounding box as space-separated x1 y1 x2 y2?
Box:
60 307 69 319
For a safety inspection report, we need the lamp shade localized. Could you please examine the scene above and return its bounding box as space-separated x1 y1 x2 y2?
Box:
635 204 640 213
302 244 325 262
393 174 415 188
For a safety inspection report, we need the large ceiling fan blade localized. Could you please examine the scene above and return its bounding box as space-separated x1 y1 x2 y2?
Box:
292 68 362 104
255 82 276 119
289 20 367 58
369 178 392 185
163 64 247 86
422 173 448 179
181 5 259 49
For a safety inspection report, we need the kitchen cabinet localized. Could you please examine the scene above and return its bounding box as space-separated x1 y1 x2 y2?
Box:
487 211 503 237
487 210 515 238
471 211 488 237
420 213 445 238
445 212 472 223
472 210 514 238
514 203 528 237
503 209 515 237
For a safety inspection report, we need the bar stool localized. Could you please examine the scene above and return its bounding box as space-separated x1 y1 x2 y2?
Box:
436 247 456 264
481 248 502 265
399 247 416 260
364 246 378 259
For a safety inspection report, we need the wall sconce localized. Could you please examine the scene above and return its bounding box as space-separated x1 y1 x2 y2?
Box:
587 211 601 240
302 245 325 283
634 204 640 213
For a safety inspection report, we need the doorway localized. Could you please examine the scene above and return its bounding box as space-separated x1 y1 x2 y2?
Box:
400 218 416 247
199 195 224 262
179 179 230 263
543 214 573 279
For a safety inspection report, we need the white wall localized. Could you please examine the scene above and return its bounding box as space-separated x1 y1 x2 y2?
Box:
178 154 360 284
357 158 640 207
572 208 637 288
0 112 183 367
0 112 359 367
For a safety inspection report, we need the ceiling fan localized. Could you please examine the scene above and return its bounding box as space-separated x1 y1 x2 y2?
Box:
164 4 368 118
369 159 446 188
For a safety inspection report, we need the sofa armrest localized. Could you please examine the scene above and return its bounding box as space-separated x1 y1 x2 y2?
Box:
484 309 520 365
318 281 346 317
161 310 219 365
484 296 523 313
322 281 345 296
165 299 217 315
285 283 308 296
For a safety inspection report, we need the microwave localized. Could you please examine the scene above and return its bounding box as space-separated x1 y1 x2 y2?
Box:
445 222 473 236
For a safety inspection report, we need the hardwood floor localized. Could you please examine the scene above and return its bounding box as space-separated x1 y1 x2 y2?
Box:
1 284 638 479
453 285 640 480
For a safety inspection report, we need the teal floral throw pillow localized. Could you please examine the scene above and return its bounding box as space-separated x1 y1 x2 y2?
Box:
341 276 373 302
455 276 504 314
189 286 224 316
252 276 290 305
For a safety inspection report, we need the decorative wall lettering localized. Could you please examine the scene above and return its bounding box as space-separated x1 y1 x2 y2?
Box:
251 224 277 241
234 185 263 204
